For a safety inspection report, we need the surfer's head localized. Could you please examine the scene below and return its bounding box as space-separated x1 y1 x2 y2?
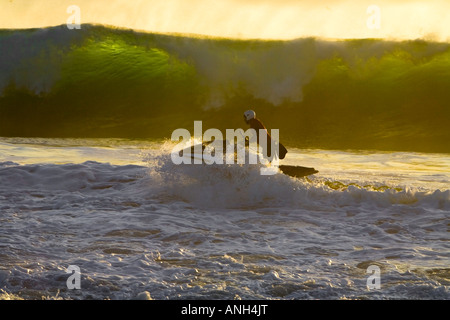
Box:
243 110 256 124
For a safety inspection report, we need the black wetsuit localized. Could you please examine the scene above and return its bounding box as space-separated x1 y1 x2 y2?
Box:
248 118 287 160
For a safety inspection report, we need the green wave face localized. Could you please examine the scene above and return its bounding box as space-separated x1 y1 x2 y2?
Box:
0 25 449 152
55 34 199 119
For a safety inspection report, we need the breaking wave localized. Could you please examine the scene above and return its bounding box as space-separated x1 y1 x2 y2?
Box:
1 24 449 152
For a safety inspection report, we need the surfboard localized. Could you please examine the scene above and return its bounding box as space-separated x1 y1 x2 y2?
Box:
278 165 318 178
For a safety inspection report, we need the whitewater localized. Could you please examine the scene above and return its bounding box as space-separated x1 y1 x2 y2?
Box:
0 137 448 300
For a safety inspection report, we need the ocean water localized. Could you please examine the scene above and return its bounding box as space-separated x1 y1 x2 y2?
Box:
0 24 449 300
0 137 448 300
1 25 450 152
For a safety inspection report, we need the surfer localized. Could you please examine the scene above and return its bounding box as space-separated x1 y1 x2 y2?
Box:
243 110 288 161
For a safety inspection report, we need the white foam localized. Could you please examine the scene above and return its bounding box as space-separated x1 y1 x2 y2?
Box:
0 138 448 300
144 148 450 211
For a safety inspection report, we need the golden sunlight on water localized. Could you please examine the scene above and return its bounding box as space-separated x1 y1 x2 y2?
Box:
1 138 448 191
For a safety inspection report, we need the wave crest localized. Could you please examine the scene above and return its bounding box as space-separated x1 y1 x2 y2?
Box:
1 25 449 152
